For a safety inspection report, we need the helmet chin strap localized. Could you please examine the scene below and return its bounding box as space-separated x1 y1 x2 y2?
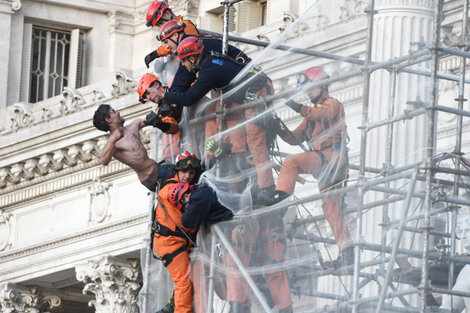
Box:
310 87 326 104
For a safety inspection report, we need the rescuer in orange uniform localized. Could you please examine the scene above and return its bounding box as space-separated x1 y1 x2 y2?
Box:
144 1 199 68
268 66 354 268
152 152 201 313
138 73 183 161
152 36 276 200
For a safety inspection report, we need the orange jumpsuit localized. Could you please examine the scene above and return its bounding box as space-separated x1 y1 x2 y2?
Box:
205 79 275 189
153 175 197 313
277 94 352 250
225 216 292 311
160 116 181 162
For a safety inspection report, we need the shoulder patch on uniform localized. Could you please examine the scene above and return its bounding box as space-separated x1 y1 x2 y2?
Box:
212 59 224 66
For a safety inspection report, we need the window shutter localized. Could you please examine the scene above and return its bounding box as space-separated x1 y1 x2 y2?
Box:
67 29 80 89
235 1 262 33
20 23 32 102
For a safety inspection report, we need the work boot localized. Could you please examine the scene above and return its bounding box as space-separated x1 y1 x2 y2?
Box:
229 302 251 313
279 307 293 313
155 303 174 313
156 294 174 313
323 246 355 269
256 188 290 206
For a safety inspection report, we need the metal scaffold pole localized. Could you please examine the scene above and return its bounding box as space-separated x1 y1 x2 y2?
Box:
449 1 469 308
352 0 375 312
420 0 443 312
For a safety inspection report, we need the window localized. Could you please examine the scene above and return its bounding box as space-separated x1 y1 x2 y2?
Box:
20 24 83 103
260 1 267 25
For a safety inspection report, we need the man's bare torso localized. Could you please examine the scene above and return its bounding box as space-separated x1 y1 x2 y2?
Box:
112 121 155 181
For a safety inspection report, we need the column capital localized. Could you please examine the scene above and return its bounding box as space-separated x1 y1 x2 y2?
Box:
75 256 141 313
0 283 61 313
0 0 21 14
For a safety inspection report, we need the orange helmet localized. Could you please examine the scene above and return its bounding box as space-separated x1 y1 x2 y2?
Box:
175 151 201 171
158 20 185 41
137 74 161 103
146 1 170 27
297 67 329 87
177 36 204 60
168 182 194 211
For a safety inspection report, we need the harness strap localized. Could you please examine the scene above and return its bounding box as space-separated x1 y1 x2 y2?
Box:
161 245 187 267
152 219 194 240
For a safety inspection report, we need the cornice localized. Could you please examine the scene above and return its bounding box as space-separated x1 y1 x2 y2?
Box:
0 125 150 207
0 212 147 262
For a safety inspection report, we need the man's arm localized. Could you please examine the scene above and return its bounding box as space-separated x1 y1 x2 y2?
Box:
100 130 123 165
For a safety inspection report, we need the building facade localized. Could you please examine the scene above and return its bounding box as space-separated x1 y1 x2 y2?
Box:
0 0 468 312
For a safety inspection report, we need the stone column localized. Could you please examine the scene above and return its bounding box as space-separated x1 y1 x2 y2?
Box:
0 283 61 313
362 0 434 302
75 256 141 313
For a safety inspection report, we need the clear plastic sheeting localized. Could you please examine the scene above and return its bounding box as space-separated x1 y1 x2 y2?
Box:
138 0 470 312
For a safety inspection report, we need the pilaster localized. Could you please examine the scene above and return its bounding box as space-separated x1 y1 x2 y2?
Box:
0 0 21 111
75 256 141 313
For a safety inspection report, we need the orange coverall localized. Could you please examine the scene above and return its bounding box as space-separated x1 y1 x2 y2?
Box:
205 80 275 189
160 116 181 162
277 94 352 250
225 216 293 311
153 175 197 313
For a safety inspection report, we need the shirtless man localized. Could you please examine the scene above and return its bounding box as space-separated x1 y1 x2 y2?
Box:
92 104 161 191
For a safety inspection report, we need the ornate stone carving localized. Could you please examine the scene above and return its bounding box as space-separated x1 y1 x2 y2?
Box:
0 0 22 12
75 256 141 313
41 107 54 122
108 10 119 33
375 0 433 8
0 138 103 189
89 178 111 223
59 87 86 115
93 89 106 104
0 209 12 251
10 0 20 11
339 0 368 20
256 34 270 42
0 283 61 312
10 102 34 131
111 71 137 98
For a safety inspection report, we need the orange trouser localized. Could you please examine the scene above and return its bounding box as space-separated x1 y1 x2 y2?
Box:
225 217 292 310
205 85 274 189
205 97 247 154
154 235 193 313
244 83 275 189
276 149 351 250
161 131 181 162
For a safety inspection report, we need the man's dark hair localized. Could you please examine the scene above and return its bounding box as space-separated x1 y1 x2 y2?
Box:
93 104 111 132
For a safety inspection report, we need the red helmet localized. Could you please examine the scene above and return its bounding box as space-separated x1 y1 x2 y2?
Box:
158 20 185 41
175 151 201 171
146 1 170 27
168 182 194 211
177 36 204 60
297 66 329 87
138 74 161 103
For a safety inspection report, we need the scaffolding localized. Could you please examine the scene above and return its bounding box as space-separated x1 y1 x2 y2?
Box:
142 0 470 312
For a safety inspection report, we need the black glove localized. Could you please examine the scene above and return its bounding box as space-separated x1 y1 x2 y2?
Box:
206 138 231 159
145 111 170 132
286 100 303 113
144 50 159 68
158 102 172 117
